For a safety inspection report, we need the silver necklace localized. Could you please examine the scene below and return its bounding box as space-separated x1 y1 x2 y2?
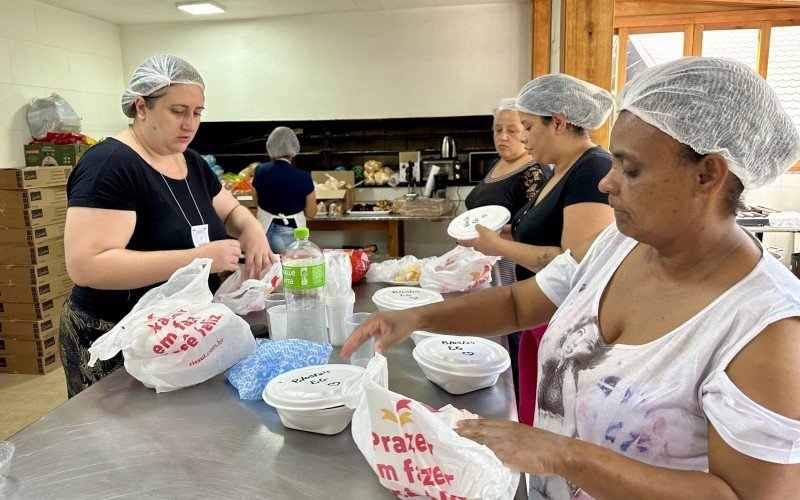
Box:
129 126 205 227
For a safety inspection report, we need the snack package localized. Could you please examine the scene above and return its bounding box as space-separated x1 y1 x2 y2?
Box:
366 255 433 284
341 355 519 499
420 246 498 293
213 262 283 314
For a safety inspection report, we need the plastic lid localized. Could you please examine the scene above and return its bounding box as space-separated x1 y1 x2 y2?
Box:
447 205 511 240
294 227 310 239
263 364 364 411
413 335 510 376
372 286 443 310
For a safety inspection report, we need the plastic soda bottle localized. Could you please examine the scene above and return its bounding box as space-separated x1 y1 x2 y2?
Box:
281 227 327 343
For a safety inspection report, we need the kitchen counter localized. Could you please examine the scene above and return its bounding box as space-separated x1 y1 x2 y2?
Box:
2 282 524 499
309 213 454 257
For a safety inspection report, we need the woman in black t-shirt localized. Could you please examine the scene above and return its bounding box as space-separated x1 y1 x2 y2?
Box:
60 55 275 398
459 74 616 425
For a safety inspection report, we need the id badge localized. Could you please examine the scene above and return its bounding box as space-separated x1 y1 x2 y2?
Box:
191 224 210 247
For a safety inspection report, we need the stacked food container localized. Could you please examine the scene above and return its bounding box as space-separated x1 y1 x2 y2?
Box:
371 286 443 312
0 167 72 375
413 335 510 395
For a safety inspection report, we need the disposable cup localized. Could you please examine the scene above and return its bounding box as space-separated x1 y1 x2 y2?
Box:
268 304 288 340
264 293 285 322
326 294 355 346
345 312 374 367
0 441 14 485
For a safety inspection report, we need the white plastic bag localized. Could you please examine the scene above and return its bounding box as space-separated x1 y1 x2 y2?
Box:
212 261 283 314
366 255 433 284
342 355 519 499
420 246 498 293
26 93 82 139
88 258 256 393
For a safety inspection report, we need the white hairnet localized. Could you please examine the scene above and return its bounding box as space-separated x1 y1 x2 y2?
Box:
121 55 205 118
267 127 300 159
516 74 613 130
618 57 800 189
492 98 517 119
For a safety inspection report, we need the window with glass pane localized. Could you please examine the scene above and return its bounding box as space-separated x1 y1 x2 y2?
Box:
767 26 800 172
626 32 684 82
701 29 759 69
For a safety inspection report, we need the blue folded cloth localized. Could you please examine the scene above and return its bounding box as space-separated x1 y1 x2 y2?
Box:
226 338 332 400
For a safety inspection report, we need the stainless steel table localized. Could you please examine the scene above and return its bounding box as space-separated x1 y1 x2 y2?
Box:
3 282 524 499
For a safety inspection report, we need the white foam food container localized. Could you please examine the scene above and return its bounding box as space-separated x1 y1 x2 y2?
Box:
410 330 443 345
372 286 443 312
412 335 510 395
262 364 364 435
447 205 511 240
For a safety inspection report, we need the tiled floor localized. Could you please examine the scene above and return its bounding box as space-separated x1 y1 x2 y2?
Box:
0 368 67 440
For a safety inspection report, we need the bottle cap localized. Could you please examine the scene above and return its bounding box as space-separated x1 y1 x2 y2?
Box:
294 227 310 239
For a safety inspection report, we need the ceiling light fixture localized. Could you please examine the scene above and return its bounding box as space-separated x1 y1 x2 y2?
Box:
176 1 225 15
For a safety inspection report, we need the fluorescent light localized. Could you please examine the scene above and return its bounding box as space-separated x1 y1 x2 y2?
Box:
176 1 225 15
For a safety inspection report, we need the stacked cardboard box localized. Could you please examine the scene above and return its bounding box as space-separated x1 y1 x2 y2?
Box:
0 166 72 375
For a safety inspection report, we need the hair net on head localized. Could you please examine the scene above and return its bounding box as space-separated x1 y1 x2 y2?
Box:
267 127 300 159
492 98 518 119
618 57 800 189
121 54 205 118
515 74 613 130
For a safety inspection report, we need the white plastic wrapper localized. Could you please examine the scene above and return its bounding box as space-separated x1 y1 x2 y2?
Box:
366 255 434 284
213 262 283 315
323 250 353 296
420 246 498 293
88 259 256 393
342 355 519 499
26 93 82 139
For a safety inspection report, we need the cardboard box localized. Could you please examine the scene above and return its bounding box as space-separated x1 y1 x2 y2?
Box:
0 186 67 209
24 143 90 168
0 317 59 340
312 171 355 211
0 166 72 189
0 260 68 285
0 274 72 303
0 331 58 358
0 293 67 321
0 352 61 375
235 190 257 208
0 240 65 265
0 224 65 246
0 204 67 229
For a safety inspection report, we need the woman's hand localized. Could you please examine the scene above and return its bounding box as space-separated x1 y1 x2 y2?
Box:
457 224 506 256
341 310 418 359
237 223 276 279
455 419 569 476
202 239 242 273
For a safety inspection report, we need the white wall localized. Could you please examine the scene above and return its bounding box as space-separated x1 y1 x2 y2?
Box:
0 0 129 167
120 3 532 121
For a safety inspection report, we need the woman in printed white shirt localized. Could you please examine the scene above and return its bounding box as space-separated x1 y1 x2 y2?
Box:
343 57 800 499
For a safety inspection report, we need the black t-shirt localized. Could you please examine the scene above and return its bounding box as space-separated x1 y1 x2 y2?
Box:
68 137 228 323
511 146 611 281
252 160 314 228
464 160 552 214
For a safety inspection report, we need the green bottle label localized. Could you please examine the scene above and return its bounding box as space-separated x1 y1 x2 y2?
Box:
283 262 326 290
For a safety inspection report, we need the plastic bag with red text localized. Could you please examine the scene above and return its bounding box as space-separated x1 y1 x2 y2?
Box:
342 355 519 499
213 261 283 314
87 258 256 393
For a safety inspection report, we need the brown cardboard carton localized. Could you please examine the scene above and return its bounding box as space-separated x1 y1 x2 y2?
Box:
0 331 58 358
0 335 17 355
0 260 68 285
0 352 61 374
311 171 356 211
0 166 72 189
0 204 67 228
0 316 59 340
0 186 67 209
0 293 67 321
24 143 90 168
0 224 65 246
0 274 72 303
0 241 65 265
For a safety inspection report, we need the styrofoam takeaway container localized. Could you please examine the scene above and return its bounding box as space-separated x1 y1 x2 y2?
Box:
412 335 510 395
